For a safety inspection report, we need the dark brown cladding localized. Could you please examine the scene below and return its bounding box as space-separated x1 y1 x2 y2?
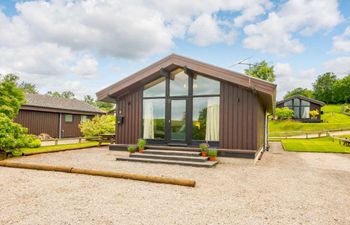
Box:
115 90 142 144
220 82 265 150
14 110 60 138
15 110 94 138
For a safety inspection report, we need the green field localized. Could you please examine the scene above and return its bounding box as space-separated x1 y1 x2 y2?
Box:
281 137 350 153
269 104 350 137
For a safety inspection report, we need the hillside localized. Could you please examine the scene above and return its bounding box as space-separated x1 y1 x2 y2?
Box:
269 104 350 137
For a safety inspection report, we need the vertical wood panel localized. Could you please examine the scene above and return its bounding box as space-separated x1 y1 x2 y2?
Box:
220 82 264 150
116 90 142 144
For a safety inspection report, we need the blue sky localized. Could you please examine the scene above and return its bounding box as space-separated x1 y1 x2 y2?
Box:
0 0 350 100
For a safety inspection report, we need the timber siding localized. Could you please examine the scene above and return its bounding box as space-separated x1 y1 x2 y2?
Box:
220 82 265 150
116 90 142 144
15 110 60 138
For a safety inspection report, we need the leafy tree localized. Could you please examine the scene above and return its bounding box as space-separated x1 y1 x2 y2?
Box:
18 81 38 94
245 60 275 82
309 109 320 119
84 95 115 112
79 115 116 138
284 87 313 99
275 107 294 120
332 75 350 103
313 72 337 104
0 74 26 119
47 91 75 99
0 74 41 154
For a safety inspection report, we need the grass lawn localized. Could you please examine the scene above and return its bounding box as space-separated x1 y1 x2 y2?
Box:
21 141 108 155
269 104 350 137
281 137 350 153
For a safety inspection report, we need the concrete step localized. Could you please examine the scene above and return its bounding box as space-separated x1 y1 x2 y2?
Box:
116 157 218 168
143 149 201 157
145 145 200 152
131 153 208 162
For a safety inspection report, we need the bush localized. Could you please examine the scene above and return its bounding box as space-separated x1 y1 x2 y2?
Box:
79 115 115 138
309 109 320 119
275 107 294 120
127 145 137 153
137 139 146 149
0 114 41 153
199 143 209 152
208 149 217 157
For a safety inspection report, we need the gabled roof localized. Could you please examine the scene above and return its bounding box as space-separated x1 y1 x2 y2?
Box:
277 95 325 106
96 54 276 112
22 93 105 115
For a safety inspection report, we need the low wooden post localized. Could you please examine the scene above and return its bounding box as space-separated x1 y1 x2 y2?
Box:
306 133 308 139
55 139 58 145
79 137 82 143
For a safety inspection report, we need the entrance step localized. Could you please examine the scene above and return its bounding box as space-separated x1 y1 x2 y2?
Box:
145 145 200 152
116 157 218 168
143 149 201 157
131 153 208 162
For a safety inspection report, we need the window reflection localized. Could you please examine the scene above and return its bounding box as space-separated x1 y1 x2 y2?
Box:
193 75 220 95
169 69 188 96
143 99 165 139
143 77 165 97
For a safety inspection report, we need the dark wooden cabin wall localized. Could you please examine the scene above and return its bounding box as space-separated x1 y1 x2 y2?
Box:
115 90 142 144
256 100 266 150
14 110 60 138
61 114 87 138
220 82 264 150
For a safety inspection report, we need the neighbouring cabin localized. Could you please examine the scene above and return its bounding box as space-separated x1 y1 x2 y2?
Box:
97 54 276 155
14 93 105 138
276 95 325 122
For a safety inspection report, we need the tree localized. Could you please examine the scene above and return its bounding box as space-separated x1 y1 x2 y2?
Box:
313 72 337 104
332 75 350 103
47 91 75 99
84 95 115 112
275 107 294 120
18 81 38 94
284 88 313 99
79 115 116 138
0 74 41 154
0 74 26 119
245 60 275 82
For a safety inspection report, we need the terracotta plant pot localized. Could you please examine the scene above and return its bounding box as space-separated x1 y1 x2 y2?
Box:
209 156 217 161
201 151 207 157
138 148 144 153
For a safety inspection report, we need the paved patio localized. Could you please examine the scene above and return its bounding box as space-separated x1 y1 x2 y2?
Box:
0 143 349 225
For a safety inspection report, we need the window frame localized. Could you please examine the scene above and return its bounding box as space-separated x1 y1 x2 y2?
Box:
64 114 73 123
284 98 311 119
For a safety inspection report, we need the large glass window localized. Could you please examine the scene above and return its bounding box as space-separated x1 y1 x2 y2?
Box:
143 99 165 139
284 98 310 119
170 69 188 96
193 75 220 95
143 77 165 97
192 97 220 141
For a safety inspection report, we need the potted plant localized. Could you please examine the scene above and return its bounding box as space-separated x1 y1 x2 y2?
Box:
208 149 217 161
199 143 209 157
127 145 137 155
137 139 146 153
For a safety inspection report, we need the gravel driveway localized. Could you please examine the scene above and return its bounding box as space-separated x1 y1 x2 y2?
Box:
0 143 349 225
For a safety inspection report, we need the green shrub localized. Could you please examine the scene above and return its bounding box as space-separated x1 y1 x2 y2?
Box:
208 149 217 157
137 139 146 149
127 145 137 153
79 115 115 138
199 143 209 152
0 113 41 153
275 107 294 120
309 109 320 119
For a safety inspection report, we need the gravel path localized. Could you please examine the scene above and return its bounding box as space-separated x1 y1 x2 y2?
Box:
1 145 349 225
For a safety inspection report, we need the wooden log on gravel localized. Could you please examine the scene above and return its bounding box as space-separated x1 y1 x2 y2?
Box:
0 161 73 173
0 161 196 187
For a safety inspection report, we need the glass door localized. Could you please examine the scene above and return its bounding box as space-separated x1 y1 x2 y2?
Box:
170 99 187 143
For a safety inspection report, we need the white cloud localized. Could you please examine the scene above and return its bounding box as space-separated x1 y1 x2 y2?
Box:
71 54 98 78
243 0 342 55
275 62 316 99
332 26 350 52
324 56 350 76
188 14 235 46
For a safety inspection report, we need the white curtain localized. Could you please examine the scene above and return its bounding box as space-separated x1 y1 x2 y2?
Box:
143 100 154 139
205 98 219 141
302 107 310 119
